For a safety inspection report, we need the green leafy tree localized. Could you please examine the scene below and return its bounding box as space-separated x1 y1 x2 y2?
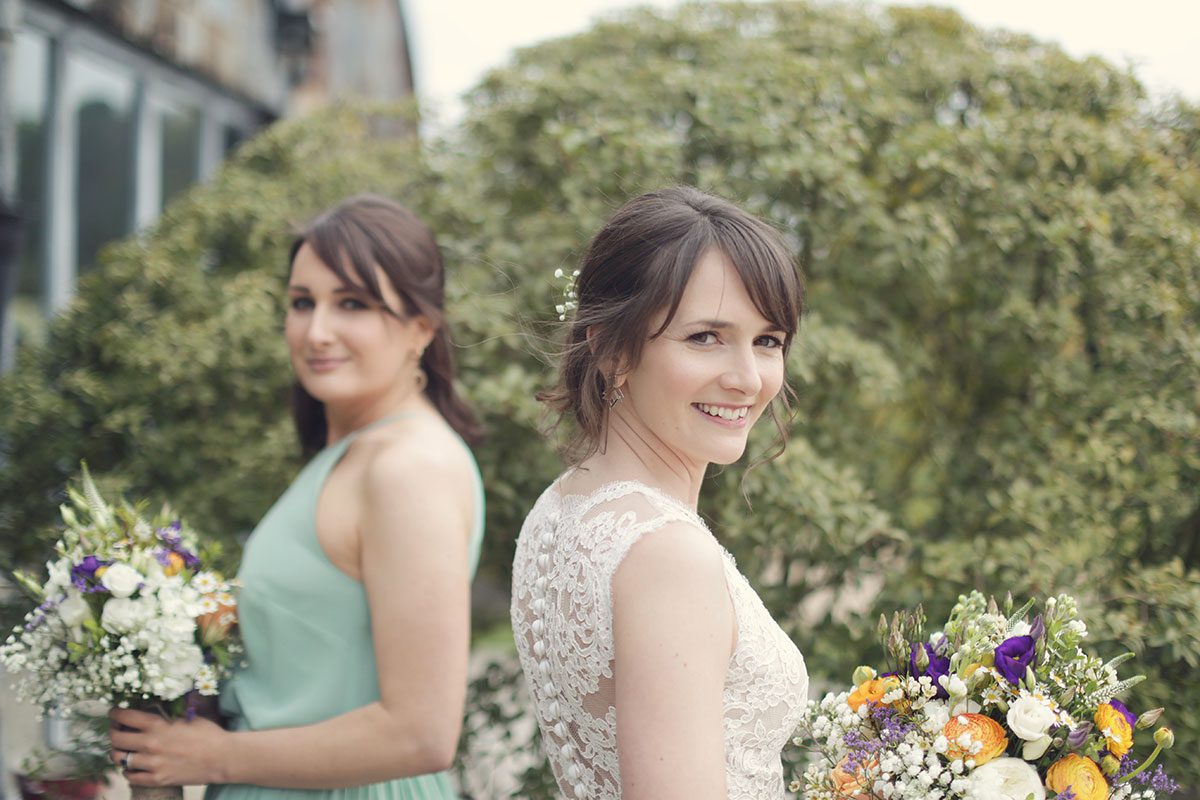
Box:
2 1 1198 794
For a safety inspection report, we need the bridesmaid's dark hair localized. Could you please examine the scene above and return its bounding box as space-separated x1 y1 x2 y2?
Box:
540 186 804 463
288 194 484 457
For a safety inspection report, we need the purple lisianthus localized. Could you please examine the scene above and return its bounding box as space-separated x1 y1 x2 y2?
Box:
1067 721 1094 749
70 555 112 592
909 642 951 698
994 635 1037 685
1108 699 1137 729
156 520 183 548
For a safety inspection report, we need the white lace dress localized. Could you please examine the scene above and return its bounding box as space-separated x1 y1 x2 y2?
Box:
511 479 809 799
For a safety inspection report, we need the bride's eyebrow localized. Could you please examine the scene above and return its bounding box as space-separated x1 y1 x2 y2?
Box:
682 318 733 329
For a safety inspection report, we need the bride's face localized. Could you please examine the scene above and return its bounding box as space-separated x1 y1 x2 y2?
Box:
614 248 787 467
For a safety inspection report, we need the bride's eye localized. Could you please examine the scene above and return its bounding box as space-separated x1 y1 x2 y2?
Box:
339 297 371 311
755 334 785 349
688 331 718 345
288 297 314 311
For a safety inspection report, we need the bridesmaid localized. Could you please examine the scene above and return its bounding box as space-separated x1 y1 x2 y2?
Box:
108 195 485 800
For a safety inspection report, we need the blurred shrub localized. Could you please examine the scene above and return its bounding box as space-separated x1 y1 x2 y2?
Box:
2 1 1198 794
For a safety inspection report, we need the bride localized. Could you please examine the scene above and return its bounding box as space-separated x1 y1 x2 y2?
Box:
511 186 809 799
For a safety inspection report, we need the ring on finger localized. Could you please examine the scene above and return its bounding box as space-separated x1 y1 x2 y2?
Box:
121 751 133 770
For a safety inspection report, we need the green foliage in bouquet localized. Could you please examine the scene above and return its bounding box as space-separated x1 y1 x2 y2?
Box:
2 0 1198 791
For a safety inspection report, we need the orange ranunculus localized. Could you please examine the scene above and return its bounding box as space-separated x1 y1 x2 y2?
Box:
831 757 875 800
197 594 238 645
847 676 902 712
942 713 1008 766
1094 703 1134 758
1045 754 1109 800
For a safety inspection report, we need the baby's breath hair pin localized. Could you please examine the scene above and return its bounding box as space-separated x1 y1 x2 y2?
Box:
554 268 580 321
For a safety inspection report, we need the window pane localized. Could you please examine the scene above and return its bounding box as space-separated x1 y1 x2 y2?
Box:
161 101 201 208
68 51 135 271
224 125 246 155
12 29 49 348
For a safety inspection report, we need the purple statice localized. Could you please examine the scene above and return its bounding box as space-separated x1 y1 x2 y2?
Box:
1135 765 1181 794
23 597 60 631
70 555 112 592
1115 754 1140 781
840 727 884 773
1054 790 1077 800
841 703 916 773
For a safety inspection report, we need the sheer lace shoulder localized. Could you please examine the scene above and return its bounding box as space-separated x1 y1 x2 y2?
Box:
511 478 809 799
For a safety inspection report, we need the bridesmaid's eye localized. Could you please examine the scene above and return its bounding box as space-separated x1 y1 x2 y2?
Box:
688 331 718 345
289 297 313 311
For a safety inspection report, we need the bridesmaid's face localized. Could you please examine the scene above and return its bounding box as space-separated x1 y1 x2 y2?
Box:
284 243 431 408
614 248 787 468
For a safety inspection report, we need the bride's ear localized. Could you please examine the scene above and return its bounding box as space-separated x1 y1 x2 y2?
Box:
585 325 628 389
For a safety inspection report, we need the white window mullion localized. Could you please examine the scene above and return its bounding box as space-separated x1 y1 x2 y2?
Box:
133 83 162 228
44 33 74 314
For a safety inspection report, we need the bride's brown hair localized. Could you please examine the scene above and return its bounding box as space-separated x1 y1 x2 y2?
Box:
539 186 804 463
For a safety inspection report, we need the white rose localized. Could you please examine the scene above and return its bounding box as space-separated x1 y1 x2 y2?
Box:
966 757 1045 800
57 590 92 627
100 597 152 634
1007 696 1056 741
100 563 144 598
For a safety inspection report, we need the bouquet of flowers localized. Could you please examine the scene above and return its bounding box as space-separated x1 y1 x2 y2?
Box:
0 465 241 719
791 592 1179 800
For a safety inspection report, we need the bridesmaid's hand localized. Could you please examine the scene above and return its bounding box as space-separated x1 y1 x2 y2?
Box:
109 708 230 787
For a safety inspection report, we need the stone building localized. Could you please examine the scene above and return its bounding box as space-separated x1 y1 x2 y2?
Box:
0 0 417 369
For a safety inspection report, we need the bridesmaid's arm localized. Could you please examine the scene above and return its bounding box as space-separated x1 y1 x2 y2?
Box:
110 439 474 789
613 521 735 800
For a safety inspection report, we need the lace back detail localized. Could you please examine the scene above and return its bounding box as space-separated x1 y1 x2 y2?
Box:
511 480 809 799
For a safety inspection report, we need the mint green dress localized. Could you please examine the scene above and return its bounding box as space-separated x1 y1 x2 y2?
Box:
208 416 485 800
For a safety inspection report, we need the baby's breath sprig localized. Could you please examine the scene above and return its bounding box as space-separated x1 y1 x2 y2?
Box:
554 268 580 321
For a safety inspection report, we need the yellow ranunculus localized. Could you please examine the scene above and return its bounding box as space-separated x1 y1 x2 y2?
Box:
847 675 902 711
1045 754 1109 800
942 713 1008 766
162 551 185 576
1095 703 1134 757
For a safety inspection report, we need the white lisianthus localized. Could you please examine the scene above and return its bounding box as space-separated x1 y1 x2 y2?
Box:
1009 620 1032 637
58 590 92 627
100 596 153 634
100 563 144 598
966 757 1045 800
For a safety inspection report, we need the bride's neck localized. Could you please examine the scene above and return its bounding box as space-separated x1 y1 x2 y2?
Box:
579 412 706 508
